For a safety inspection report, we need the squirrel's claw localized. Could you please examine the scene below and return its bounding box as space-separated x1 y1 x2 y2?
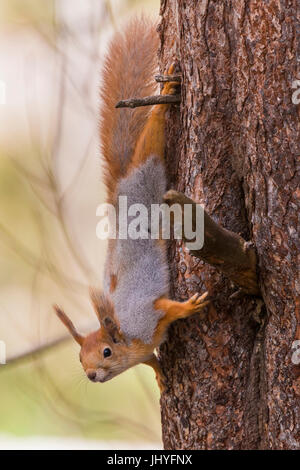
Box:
186 291 210 313
190 291 208 304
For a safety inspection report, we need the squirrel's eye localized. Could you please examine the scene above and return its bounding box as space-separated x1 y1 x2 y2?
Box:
103 347 112 358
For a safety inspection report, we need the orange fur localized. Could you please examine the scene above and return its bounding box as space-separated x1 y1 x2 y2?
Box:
129 64 179 170
109 274 118 293
99 17 159 203
143 355 165 392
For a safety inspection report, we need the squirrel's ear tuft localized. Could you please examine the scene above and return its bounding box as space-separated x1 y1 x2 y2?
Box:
89 287 115 323
89 287 106 323
103 317 124 344
89 288 125 344
53 305 84 346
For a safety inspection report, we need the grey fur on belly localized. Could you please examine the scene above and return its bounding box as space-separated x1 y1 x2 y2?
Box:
104 156 170 344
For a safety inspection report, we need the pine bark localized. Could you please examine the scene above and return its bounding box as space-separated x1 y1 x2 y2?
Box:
158 0 300 450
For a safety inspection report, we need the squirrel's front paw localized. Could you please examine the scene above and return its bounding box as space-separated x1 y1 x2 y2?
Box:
186 291 210 314
161 63 181 96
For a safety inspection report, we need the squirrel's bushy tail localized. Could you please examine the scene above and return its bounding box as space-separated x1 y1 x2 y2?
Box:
99 16 159 201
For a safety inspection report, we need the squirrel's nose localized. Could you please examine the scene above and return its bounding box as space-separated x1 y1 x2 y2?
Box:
87 370 97 381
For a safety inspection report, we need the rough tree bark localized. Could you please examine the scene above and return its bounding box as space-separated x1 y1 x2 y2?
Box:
158 0 300 450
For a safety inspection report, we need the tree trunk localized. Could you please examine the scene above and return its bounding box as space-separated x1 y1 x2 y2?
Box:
158 0 300 450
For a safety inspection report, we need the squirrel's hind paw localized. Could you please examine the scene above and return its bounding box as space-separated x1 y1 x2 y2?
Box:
155 369 167 394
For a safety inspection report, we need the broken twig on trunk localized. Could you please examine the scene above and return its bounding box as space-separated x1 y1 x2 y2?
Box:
115 94 180 109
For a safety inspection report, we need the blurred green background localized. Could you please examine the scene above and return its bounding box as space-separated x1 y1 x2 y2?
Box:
0 0 162 449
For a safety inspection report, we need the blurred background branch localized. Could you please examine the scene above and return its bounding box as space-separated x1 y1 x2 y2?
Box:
0 0 161 449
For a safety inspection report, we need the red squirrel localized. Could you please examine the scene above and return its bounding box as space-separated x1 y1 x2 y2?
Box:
54 17 209 392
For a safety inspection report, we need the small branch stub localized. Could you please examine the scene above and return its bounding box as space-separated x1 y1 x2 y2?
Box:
155 74 182 83
115 94 181 109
